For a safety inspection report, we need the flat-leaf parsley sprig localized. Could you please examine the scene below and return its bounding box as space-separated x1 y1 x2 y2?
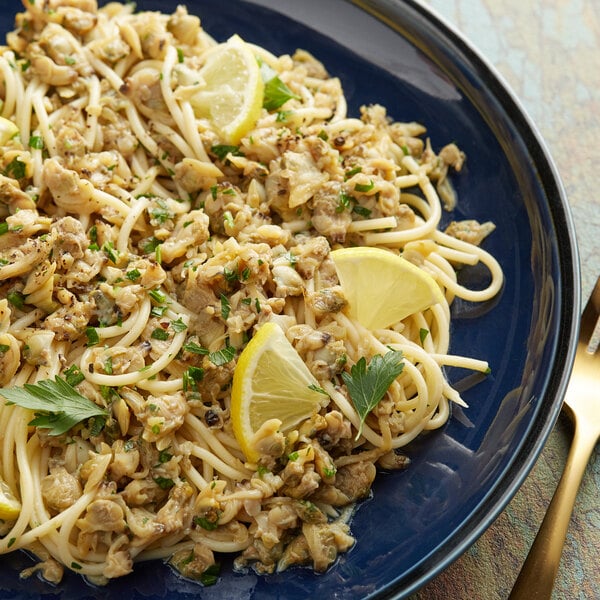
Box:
0 376 109 436
341 350 404 440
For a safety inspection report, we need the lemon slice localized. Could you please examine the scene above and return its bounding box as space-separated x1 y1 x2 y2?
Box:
231 322 328 462
0 117 19 145
0 476 21 521
330 246 445 330
191 35 264 144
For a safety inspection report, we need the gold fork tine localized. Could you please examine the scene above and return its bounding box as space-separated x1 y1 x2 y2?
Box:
509 276 600 600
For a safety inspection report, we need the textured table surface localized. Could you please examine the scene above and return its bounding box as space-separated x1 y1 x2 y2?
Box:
412 1 600 599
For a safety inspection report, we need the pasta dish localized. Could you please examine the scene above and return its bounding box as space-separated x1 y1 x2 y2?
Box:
0 0 503 587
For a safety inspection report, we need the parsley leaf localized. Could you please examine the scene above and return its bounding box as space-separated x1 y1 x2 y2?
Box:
200 563 220 586
3 157 26 179
28 135 44 150
341 350 404 440
193 514 220 531
183 341 209 355
209 345 235 366
171 317 187 333
354 180 375 193
153 476 175 490
0 376 109 436
210 145 244 161
220 294 231 320
259 60 300 111
183 366 204 392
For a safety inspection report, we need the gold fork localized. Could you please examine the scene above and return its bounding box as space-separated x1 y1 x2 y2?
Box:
509 276 600 599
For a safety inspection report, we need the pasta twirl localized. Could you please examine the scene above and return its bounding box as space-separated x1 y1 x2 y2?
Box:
0 0 502 587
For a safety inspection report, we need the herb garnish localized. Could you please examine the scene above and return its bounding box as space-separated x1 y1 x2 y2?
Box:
183 341 209 355
341 350 404 439
354 180 375 193
259 60 300 111
200 563 220 586
210 144 244 161
0 376 109 436
153 476 175 490
171 317 187 333
209 345 235 366
64 365 85 386
151 328 169 341
3 157 26 179
220 294 231 320
183 366 204 392
28 135 44 150
7 291 25 309
193 514 220 531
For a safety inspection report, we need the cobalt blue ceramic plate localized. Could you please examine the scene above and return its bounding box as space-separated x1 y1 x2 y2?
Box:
0 0 580 598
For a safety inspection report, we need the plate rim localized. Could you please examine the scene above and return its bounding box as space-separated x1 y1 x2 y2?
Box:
0 1 581 598
346 0 581 596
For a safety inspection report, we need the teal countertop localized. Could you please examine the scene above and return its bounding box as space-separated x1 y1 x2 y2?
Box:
413 1 600 598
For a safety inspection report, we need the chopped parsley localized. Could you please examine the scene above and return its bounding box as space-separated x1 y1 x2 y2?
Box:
208 345 235 366
102 241 119 264
210 144 244 161
171 318 187 333
63 365 85 386
3 157 26 179
28 135 44 150
344 166 362 180
259 60 300 111
354 179 375 193
149 198 173 224
158 448 173 464
352 204 372 218
193 514 220 531
126 269 141 281
220 294 231 320
336 191 353 213
153 476 175 490
85 327 99 346
148 288 167 304
183 341 209 355
7 291 25 309
142 237 161 254
199 563 220 586
183 366 204 391
151 327 169 341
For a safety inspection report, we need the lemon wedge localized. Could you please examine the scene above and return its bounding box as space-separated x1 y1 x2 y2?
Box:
330 246 445 330
0 476 21 521
231 322 328 462
191 35 263 144
0 117 19 145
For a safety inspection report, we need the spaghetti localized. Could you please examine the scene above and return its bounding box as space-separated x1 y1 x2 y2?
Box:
0 0 502 587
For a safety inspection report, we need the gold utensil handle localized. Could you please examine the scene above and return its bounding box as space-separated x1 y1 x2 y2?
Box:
508 421 597 599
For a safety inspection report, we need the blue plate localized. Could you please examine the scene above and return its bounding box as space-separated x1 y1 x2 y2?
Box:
0 0 580 598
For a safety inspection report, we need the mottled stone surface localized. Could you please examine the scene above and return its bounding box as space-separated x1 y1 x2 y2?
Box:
412 2 600 598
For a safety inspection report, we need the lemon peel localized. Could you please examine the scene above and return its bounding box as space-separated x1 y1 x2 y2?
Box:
190 35 263 144
231 322 328 463
0 116 18 145
330 246 445 330
0 477 21 521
